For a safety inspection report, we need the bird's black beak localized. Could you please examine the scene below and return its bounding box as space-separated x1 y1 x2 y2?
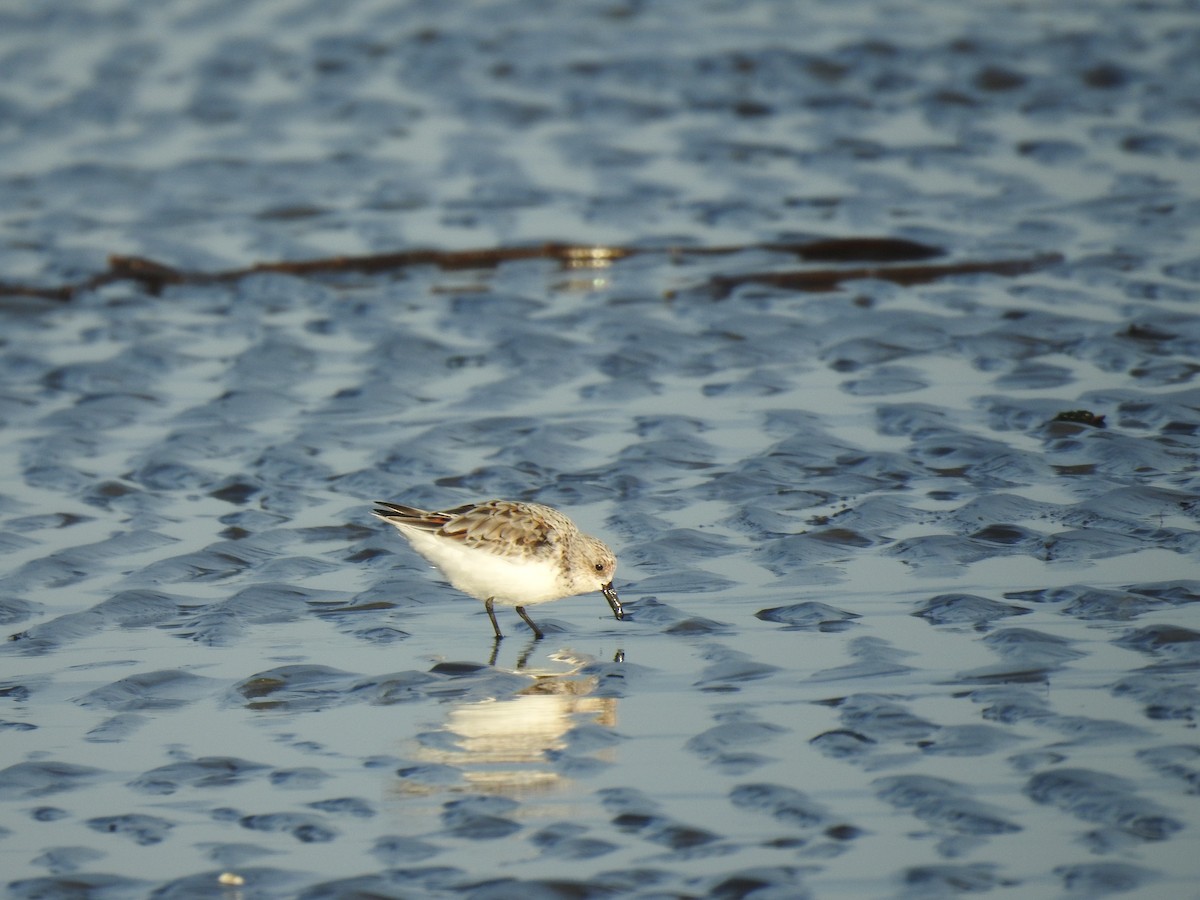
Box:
602 581 623 621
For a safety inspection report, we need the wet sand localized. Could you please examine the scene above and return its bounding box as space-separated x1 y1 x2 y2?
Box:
2 1 1199 897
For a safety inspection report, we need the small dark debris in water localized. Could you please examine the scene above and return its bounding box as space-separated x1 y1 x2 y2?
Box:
791 237 941 263
210 480 261 504
1122 322 1177 342
826 823 862 841
974 65 1027 91
1052 463 1097 476
91 480 139 498
1081 62 1129 89
1052 410 1106 428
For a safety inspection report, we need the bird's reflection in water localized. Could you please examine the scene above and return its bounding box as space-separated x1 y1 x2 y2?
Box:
395 645 620 797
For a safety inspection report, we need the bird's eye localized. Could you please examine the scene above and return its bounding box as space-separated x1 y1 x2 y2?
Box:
594 562 604 572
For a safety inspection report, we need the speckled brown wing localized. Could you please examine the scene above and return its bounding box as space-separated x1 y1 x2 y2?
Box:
373 500 559 558
440 500 559 557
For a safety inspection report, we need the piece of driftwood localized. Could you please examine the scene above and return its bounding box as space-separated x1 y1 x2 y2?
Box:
705 253 1062 298
0 237 1060 302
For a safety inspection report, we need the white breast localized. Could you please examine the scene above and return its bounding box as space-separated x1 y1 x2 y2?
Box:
399 528 567 606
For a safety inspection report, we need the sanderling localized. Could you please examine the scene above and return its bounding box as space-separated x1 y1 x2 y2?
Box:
372 499 623 640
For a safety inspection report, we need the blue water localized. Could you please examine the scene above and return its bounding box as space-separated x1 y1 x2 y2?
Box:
2 1 1199 897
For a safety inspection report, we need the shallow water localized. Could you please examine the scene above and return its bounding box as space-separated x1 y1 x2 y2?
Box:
2 1 1200 897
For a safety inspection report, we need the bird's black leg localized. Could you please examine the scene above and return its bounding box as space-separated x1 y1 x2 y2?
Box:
515 605 544 640
485 597 503 640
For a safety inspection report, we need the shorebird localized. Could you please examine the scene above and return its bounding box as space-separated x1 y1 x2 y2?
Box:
373 499 622 639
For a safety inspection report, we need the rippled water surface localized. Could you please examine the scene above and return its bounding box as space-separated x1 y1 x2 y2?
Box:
2 1 1200 897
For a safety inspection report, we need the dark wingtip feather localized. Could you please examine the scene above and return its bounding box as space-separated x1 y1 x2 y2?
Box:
372 500 405 519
